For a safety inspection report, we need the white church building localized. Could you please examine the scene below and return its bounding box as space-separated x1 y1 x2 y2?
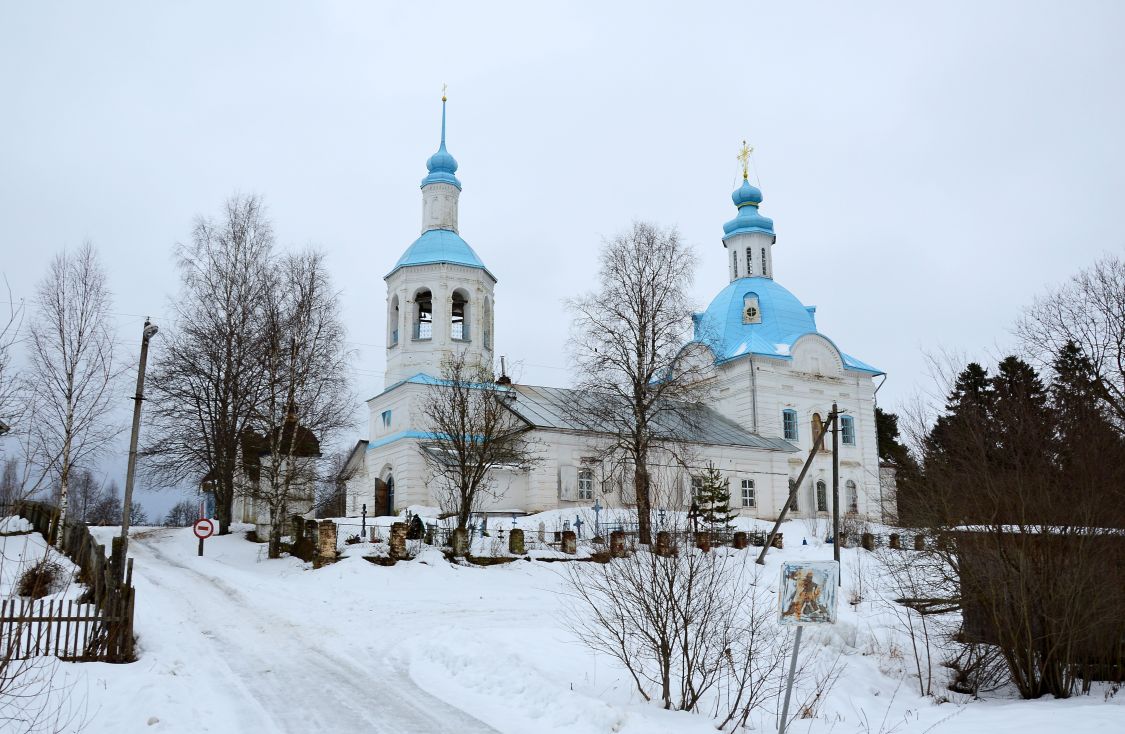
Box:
341 98 888 523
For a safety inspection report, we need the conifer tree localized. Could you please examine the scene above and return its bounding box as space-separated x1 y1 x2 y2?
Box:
697 463 736 533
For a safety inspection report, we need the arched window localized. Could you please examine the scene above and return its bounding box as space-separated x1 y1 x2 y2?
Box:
482 298 492 349
782 409 798 440
389 294 400 346
743 294 761 324
741 479 755 508
578 468 594 500
812 413 827 452
846 480 858 514
761 247 768 277
745 247 754 276
816 480 828 512
414 289 432 340
841 415 855 445
451 290 470 341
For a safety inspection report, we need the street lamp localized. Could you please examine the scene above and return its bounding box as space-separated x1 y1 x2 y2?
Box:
117 318 158 582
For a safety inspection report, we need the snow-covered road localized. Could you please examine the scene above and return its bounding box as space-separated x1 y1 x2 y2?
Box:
125 529 498 733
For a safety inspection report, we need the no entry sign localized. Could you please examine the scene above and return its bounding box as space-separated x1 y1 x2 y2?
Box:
193 518 214 540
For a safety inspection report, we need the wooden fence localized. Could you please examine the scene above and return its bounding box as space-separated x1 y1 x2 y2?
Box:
2 501 135 663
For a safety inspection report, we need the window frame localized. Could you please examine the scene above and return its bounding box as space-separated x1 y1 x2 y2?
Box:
841 415 856 445
782 409 799 441
577 467 594 501
816 479 828 513
846 479 858 514
741 478 755 508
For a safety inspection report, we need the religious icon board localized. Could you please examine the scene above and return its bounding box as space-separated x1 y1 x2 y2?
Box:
778 560 839 626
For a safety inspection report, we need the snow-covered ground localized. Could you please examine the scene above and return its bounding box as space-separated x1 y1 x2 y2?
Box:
2 516 1122 733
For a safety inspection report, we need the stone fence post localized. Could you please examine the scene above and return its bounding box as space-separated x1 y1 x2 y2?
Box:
695 532 711 552
561 531 576 555
772 532 784 550
609 530 626 557
655 531 676 557
889 533 901 550
316 520 337 562
389 522 409 560
509 528 525 555
451 528 469 557
914 534 925 551
732 531 748 550
861 532 875 551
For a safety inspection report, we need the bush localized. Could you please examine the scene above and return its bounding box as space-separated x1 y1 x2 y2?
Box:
16 559 65 599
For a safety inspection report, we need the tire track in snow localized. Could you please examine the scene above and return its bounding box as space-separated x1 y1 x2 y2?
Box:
130 530 498 734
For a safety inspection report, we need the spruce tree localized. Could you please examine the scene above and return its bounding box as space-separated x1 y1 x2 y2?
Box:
698 463 736 533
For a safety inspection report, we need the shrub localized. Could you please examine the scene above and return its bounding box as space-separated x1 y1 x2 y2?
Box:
16 560 65 599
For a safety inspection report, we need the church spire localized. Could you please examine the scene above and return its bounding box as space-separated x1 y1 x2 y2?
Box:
421 87 460 190
722 140 776 282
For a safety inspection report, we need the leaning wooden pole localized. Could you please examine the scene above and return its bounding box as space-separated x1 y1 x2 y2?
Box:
756 413 836 565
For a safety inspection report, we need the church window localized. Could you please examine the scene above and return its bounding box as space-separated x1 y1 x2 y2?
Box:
761 247 768 277
841 415 855 445
691 475 704 503
389 294 400 346
741 479 755 507
746 247 754 276
578 468 594 500
381 410 392 429
731 250 738 278
782 409 798 440
451 290 470 341
816 480 828 512
483 298 492 349
812 413 827 451
414 289 433 340
743 294 761 324
846 480 858 514
788 479 799 512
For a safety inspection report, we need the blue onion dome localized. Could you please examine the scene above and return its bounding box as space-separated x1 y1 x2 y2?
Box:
420 97 462 189
723 179 774 236
731 179 763 208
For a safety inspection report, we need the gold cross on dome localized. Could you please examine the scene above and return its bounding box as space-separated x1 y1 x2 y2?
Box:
442 82 448 102
737 140 753 180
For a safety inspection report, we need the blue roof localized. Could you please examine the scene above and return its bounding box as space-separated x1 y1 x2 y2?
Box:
421 98 461 189
385 229 495 280
693 276 882 375
723 179 775 237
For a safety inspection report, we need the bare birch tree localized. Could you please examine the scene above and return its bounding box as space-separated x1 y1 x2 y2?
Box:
1017 253 1125 431
0 277 23 441
245 250 353 558
567 222 710 544
143 195 273 534
26 243 117 545
418 353 536 530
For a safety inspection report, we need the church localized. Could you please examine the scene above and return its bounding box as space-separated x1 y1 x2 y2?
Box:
341 97 889 523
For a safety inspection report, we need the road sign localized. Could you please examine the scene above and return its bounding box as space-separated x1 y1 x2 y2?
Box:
193 518 214 540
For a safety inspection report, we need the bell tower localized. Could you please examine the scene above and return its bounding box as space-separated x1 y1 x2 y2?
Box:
383 92 497 386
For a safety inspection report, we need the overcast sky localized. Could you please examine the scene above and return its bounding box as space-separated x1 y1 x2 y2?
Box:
2 2 1123 514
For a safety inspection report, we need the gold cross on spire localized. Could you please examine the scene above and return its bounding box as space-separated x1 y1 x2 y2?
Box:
737 140 753 180
442 82 448 102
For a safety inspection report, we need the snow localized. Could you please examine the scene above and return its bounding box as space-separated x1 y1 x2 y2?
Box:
0 515 32 534
1 516 1121 733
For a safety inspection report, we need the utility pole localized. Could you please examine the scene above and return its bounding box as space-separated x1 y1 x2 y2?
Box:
117 318 158 582
831 402 840 584
756 413 835 566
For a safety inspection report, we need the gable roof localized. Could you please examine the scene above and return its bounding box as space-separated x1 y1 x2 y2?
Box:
504 384 797 452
